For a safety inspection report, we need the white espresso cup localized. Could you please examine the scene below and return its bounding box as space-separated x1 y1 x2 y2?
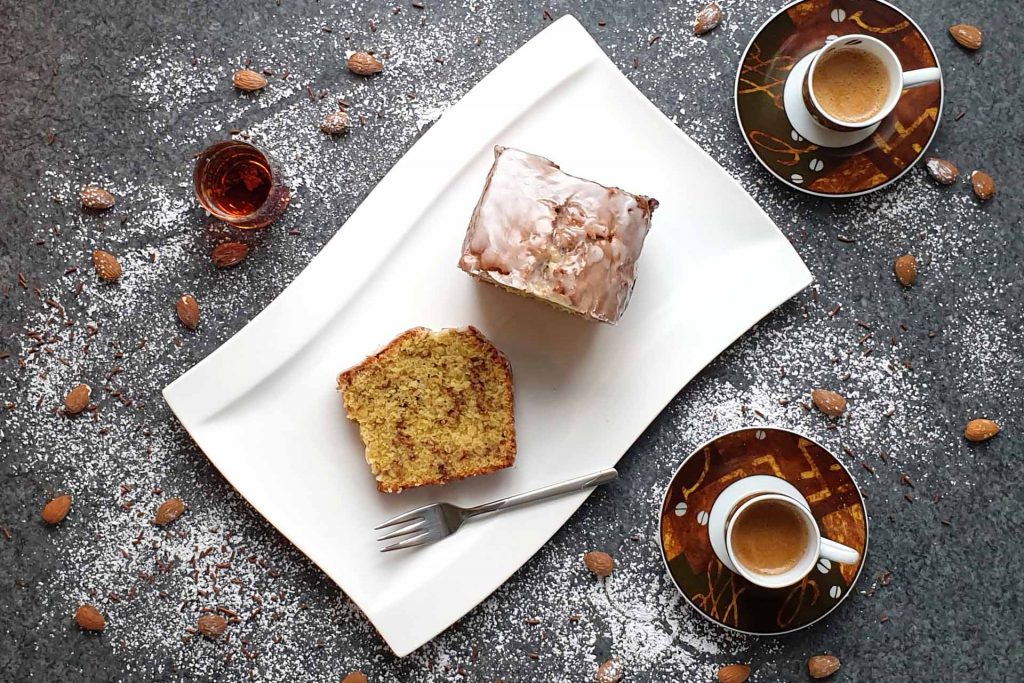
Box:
708 476 860 589
803 34 941 132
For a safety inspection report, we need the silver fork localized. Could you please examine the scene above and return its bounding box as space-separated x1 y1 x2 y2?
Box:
375 467 618 552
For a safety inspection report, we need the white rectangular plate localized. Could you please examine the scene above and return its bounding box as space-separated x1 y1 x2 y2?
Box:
163 16 811 657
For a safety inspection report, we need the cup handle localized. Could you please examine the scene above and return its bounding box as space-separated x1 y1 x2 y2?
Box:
819 538 860 565
902 67 941 89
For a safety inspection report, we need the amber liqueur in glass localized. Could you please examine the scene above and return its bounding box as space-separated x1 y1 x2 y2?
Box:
193 141 289 229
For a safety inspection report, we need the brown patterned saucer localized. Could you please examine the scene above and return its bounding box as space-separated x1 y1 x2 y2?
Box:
735 0 943 197
658 428 868 635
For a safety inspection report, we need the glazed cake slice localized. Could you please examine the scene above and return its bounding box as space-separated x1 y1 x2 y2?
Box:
458 146 658 324
336 327 516 493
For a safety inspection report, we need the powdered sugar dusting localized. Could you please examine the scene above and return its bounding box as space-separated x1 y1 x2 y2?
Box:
3 1 1019 681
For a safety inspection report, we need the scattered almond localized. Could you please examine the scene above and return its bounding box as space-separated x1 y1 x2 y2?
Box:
808 654 841 679
342 673 368 683
320 109 350 135
811 389 847 417
924 157 958 185
693 2 723 36
41 494 72 525
594 657 623 683
964 418 999 442
347 51 383 76
583 551 614 577
894 254 918 286
75 604 106 632
970 170 995 200
64 383 92 415
233 69 268 91
92 250 122 282
949 24 982 50
176 294 200 330
211 241 249 268
154 497 185 526
717 663 751 683
197 613 227 639
80 185 115 210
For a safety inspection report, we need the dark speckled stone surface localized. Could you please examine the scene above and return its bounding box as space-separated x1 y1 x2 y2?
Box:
1 1 1021 681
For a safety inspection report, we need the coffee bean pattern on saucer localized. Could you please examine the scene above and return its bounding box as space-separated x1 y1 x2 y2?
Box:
736 0 942 197
660 428 867 634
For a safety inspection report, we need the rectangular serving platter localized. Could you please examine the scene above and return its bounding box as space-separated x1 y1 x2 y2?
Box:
164 16 812 656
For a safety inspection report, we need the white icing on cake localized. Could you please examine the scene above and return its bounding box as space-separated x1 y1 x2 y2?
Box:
458 146 658 323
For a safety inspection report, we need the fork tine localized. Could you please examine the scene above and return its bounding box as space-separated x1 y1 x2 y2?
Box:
374 506 430 530
380 531 432 553
376 520 426 542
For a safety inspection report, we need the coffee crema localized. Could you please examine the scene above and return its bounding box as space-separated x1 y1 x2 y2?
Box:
812 47 890 123
730 499 808 576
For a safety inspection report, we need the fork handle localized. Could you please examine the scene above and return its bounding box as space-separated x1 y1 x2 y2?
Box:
465 468 618 518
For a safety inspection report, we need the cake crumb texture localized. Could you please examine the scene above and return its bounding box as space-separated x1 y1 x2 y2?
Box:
337 326 516 493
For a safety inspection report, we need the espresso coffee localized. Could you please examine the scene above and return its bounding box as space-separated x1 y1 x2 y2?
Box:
812 47 890 123
730 499 808 576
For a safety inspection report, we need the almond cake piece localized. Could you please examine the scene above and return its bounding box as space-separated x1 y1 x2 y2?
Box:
336 326 516 493
458 146 659 324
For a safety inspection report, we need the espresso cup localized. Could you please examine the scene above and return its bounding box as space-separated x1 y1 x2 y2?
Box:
802 34 940 132
709 476 859 589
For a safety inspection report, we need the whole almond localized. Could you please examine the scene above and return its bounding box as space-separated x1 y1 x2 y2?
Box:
717 664 751 683
80 185 115 210
197 613 227 639
64 383 92 415
92 250 122 282
347 51 383 76
808 654 840 679
320 109 350 135
583 551 614 577
925 157 958 185
811 389 847 417
595 658 623 683
211 241 249 268
342 673 369 683
154 497 185 526
894 254 918 286
964 418 999 442
41 494 72 525
970 170 995 200
75 604 106 632
949 24 982 50
233 69 268 91
694 2 723 36
176 294 200 330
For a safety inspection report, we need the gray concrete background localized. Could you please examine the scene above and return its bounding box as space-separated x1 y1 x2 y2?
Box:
1 0 1021 681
